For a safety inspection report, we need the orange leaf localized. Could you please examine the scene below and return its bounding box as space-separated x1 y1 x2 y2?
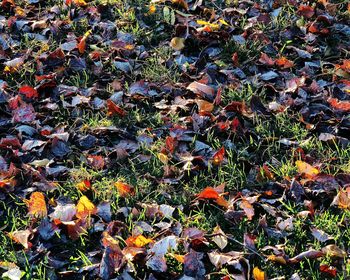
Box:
76 195 97 219
328 98 350 112
72 0 87 7
77 30 91 54
149 5 156 14
212 147 225 165
215 196 229 208
253 267 266 280
275 56 294 69
298 5 315 18
76 180 91 192
107 100 127 117
267 255 287 265
115 181 135 197
320 264 337 277
240 199 254 220
196 99 214 113
126 235 153 247
296 160 319 178
197 187 219 200
27 192 47 218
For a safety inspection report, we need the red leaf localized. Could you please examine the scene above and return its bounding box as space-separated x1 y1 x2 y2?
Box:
320 264 337 277
107 100 127 117
165 136 177 154
197 187 219 200
298 5 315 18
19 85 38 99
231 52 239 66
328 98 350 112
212 147 225 165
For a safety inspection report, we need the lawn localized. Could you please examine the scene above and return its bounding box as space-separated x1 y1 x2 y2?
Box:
0 0 350 279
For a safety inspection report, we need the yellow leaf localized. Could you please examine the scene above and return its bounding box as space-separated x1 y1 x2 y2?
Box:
126 235 153 247
296 160 319 178
267 255 287 265
149 5 156 14
158 152 169 164
253 267 266 280
219 18 230 26
76 195 96 219
170 37 185 51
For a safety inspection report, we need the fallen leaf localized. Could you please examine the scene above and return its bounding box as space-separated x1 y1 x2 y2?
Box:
212 147 225 165
197 187 219 200
115 181 135 197
76 195 97 219
107 100 127 117
27 192 47 218
253 267 266 280
126 235 153 247
275 56 294 69
19 85 38 99
8 230 32 249
296 160 319 178
170 37 185 51
320 264 337 277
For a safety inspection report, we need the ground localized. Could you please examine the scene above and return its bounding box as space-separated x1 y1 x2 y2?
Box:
0 0 350 279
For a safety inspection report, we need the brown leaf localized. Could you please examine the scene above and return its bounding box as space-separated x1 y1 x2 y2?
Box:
289 249 324 263
259 53 275 66
240 199 254 220
298 5 315 18
328 98 350 112
107 100 127 117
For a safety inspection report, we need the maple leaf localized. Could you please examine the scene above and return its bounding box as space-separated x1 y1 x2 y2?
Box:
27 192 47 218
76 195 97 219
